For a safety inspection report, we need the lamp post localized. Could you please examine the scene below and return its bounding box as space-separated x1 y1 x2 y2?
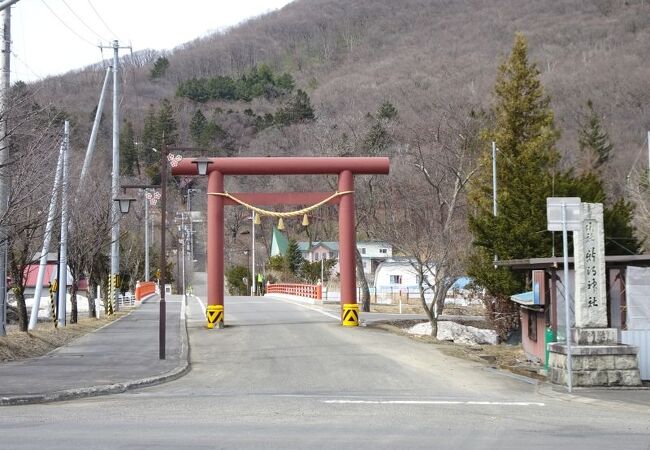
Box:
115 146 202 358
114 146 171 359
186 188 200 260
243 249 250 294
144 189 161 281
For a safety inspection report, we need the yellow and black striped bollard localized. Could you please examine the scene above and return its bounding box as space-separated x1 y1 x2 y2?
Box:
206 305 224 329
341 303 359 327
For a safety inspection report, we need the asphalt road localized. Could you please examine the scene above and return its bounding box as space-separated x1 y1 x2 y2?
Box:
1 277 649 449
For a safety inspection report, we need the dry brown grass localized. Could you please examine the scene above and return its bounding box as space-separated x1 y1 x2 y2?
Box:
371 320 545 381
0 313 128 362
369 302 486 317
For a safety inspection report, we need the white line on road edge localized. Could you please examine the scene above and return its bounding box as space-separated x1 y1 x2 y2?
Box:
180 294 186 320
271 296 340 321
192 295 207 319
322 400 545 406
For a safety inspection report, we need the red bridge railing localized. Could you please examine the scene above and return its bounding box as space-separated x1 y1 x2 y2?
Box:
266 283 322 300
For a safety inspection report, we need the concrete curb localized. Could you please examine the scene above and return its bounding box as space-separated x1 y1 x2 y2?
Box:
0 297 191 407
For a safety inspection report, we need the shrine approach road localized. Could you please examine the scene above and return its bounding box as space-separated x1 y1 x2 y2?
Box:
0 286 649 449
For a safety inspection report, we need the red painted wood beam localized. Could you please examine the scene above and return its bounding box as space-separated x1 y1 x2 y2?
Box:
172 157 390 176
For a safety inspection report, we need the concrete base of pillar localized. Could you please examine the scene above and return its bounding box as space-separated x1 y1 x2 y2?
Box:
548 331 641 387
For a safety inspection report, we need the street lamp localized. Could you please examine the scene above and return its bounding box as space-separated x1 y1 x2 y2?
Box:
191 157 213 176
114 194 136 214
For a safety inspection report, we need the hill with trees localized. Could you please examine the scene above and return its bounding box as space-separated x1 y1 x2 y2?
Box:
5 0 650 326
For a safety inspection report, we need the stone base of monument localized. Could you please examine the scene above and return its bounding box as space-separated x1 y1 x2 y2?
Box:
548 328 642 387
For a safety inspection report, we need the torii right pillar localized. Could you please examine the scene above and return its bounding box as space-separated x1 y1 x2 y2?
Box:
338 170 358 326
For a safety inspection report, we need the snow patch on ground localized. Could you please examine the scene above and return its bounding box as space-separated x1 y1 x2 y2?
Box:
407 320 498 345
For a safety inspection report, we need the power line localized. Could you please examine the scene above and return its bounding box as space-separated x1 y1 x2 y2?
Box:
10 50 43 80
41 0 97 47
61 0 108 42
87 0 118 40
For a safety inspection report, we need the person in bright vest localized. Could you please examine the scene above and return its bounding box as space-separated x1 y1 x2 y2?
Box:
256 273 264 295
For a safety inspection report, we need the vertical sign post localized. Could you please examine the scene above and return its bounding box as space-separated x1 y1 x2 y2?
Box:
546 197 582 393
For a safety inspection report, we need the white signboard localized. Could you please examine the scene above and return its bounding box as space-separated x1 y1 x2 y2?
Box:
546 197 582 231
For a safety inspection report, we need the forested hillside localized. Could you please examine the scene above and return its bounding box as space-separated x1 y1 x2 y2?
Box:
6 0 650 328
28 0 649 191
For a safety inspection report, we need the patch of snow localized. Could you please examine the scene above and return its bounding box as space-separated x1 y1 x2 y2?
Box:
407 320 498 345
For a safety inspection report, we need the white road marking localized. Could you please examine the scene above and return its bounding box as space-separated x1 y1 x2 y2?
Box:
322 400 545 406
270 296 340 321
192 295 207 319
229 301 275 305
180 295 186 320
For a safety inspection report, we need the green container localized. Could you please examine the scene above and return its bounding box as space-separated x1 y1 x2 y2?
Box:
545 327 557 369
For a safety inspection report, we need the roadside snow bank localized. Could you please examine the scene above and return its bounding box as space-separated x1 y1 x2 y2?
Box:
407 320 498 345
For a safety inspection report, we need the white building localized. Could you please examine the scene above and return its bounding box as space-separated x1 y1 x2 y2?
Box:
373 258 435 291
298 240 392 279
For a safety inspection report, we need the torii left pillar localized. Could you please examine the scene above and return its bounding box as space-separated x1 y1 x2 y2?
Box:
338 170 358 326
206 170 225 328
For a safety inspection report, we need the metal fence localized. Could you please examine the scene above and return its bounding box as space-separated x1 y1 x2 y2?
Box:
621 330 650 380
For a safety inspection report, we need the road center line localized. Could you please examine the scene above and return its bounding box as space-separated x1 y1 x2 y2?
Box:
322 400 545 406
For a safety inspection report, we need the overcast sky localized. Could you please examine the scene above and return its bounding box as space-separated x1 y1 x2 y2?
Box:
9 0 293 82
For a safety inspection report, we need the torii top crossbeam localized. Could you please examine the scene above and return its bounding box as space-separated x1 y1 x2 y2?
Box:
172 156 390 176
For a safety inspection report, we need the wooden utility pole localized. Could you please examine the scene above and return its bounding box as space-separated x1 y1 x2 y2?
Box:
0 3 12 336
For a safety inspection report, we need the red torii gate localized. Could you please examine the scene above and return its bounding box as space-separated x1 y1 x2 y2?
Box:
172 157 390 328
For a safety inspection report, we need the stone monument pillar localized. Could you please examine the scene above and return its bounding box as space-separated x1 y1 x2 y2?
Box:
548 203 641 387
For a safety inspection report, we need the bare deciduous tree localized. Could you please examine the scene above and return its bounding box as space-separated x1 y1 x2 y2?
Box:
375 107 482 336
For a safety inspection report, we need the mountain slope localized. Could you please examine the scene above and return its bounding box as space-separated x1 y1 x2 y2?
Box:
30 0 650 190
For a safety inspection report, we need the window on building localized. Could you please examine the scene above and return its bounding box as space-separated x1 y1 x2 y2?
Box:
528 312 538 342
389 275 402 284
360 248 366 255
315 253 320 261
379 248 388 254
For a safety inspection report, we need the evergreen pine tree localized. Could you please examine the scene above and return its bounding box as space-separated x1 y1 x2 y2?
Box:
150 56 170 79
285 239 304 275
141 106 158 166
578 100 612 170
189 109 207 146
603 199 642 255
468 33 560 298
275 89 315 126
119 121 139 176
157 99 178 146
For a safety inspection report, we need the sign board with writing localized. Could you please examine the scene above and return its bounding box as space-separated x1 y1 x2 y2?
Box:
573 203 608 328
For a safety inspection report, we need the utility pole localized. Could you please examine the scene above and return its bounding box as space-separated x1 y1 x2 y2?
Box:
78 66 111 192
28 141 65 330
57 121 70 327
492 141 498 265
101 40 130 311
0 5 11 336
647 131 649 184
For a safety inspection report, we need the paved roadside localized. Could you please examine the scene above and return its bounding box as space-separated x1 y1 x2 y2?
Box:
0 295 189 406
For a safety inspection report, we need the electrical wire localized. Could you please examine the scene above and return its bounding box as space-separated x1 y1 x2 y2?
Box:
87 0 119 40
10 50 44 80
41 0 97 47
61 0 108 42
